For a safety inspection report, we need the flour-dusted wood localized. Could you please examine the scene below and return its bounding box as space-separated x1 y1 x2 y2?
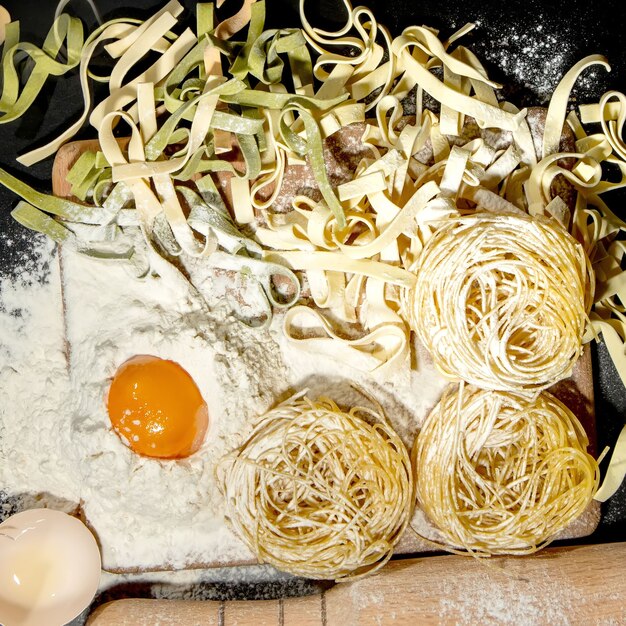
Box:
52 139 599 572
88 542 626 625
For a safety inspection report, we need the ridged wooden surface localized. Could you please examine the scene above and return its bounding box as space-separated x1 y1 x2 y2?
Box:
88 542 626 625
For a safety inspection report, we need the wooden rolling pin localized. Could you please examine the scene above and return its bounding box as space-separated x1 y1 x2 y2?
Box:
88 542 626 625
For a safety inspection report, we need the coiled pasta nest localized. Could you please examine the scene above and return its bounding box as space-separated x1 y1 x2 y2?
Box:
413 385 599 555
406 213 594 391
217 394 413 580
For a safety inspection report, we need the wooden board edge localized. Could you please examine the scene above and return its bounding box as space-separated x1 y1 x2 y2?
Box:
88 542 626 626
53 139 601 572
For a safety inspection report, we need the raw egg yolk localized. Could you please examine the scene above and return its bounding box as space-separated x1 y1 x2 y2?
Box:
107 355 209 459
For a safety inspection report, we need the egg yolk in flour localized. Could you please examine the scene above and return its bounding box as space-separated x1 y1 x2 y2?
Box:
107 355 209 459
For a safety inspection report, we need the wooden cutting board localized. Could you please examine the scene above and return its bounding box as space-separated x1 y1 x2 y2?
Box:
52 139 600 570
88 542 626 625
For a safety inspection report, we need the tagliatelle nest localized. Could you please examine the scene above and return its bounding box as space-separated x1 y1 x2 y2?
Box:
407 213 594 391
413 385 600 556
217 393 413 580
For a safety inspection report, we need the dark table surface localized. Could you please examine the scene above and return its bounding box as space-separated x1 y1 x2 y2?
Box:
0 0 624 590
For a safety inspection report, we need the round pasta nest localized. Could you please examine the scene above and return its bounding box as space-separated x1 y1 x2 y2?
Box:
406 213 594 391
413 385 599 556
217 393 414 580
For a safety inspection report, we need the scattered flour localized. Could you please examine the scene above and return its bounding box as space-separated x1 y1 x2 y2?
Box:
60 237 292 571
0 237 79 518
433 562 620 625
480 23 572 104
0 229 450 576
0 234 288 571
269 312 449 449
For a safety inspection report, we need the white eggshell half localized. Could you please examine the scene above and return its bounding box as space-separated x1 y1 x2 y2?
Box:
0 509 101 626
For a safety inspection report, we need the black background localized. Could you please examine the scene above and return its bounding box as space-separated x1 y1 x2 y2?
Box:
0 0 624 554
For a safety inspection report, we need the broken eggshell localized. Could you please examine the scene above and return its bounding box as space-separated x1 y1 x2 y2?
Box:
0 509 101 626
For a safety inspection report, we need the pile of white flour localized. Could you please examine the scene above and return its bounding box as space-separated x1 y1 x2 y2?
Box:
0 236 448 574
0 236 79 514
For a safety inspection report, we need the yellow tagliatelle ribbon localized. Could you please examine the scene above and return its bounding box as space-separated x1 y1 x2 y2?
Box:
2 0 626 503
542 55 610 159
282 274 409 375
0 6 11 45
1 0 311 326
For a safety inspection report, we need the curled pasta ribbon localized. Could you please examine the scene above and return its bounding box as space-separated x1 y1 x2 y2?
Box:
299 0 393 110
283 299 409 376
594 422 626 504
250 108 287 211
214 0 255 41
306 269 349 312
99 109 215 258
218 393 413 580
525 152 603 216
400 25 500 89
374 95 405 150
407 213 594 391
542 55 610 159
413 385 599 556
599 91 626 161
391 31 525 132
0 14 84 125
334 181 440 256
208 251 300 307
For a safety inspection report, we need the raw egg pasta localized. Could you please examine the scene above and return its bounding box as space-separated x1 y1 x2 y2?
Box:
217 393 413 580
413 385 600 556
406 213 594 391
3 0 626 574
